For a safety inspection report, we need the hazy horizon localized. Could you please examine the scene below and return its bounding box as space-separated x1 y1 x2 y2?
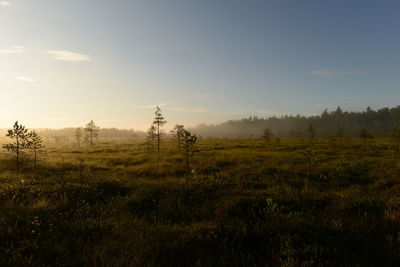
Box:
0 104 397 133
1 0 399 130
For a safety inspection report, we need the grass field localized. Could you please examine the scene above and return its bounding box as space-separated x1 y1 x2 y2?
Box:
1 137 400 266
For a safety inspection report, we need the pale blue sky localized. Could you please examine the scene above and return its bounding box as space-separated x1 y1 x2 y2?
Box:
0 0 399 129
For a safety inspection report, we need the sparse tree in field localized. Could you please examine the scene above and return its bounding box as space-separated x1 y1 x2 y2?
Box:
303 123 317 180
84 120 99 148
359 128 373 145
308 124 316 139
75 127 83 147
152 106 167 153
180 128 197 189
275 137 281 145
391 126 400 150
2 121 31 171
145 125 156 152
28 131 45 169
262 128 273 142
171 124 185 149
335 127 344 139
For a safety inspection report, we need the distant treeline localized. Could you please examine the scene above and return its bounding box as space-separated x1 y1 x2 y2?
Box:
0 127 146 142
191 106 400 138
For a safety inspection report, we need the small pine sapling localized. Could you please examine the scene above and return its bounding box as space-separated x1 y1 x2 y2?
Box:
84 120 99 148
180 128 198 189
3 121 31 171
28 131 45 169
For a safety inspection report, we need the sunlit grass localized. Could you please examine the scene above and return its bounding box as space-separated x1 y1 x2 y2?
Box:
1 137 400 265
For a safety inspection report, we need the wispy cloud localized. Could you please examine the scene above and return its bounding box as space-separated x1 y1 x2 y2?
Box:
133 93 157 97
133 103 172 109
40 117 70 121
310 69 369 76
167 107 239 115
193 94 213 98
15 76 36 83
99 119 148 123
0 1 10 6
168 107 211 113
0 46 25 55
47 50 91 62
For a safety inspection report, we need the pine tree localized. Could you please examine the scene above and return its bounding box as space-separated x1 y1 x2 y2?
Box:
84 120 99 148
152 106 167 153
3 121 30 171
146 125 156 152
180 128 197 189
28 131 45 169
171 124 185 149
262 128 273 142
359 128 373 145
75 127 83 147
335 127 344 139
308 124 316 139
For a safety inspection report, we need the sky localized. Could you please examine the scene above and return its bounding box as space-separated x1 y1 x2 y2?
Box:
0 0 399 130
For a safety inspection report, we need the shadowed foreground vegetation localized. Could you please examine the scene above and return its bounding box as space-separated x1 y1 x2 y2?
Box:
1 138 400 266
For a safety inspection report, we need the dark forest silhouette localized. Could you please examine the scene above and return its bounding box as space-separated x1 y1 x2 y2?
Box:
192 106 400 138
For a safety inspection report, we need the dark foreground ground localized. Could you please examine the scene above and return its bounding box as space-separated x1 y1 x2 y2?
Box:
1 138 400 266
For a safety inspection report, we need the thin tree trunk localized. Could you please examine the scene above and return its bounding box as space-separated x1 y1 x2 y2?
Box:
185 146 189 190
34 148 37 169
16 149 19 171
185 149 189 174
16 137 19 172
156 124 160 173
157 124 160 152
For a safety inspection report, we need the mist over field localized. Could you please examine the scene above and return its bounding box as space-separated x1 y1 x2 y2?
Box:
1 105 399 141
1 0 400 266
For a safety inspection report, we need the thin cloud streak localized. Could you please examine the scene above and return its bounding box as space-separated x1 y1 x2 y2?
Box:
15 76 36 83
133 103 172 109
99 119 149 123
40 117 70 121
0 1 10 6
0 46 25 55
47 50 91 62
169 107 210 113
193 94 213 98
168 107 240 115
310 69 369 76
